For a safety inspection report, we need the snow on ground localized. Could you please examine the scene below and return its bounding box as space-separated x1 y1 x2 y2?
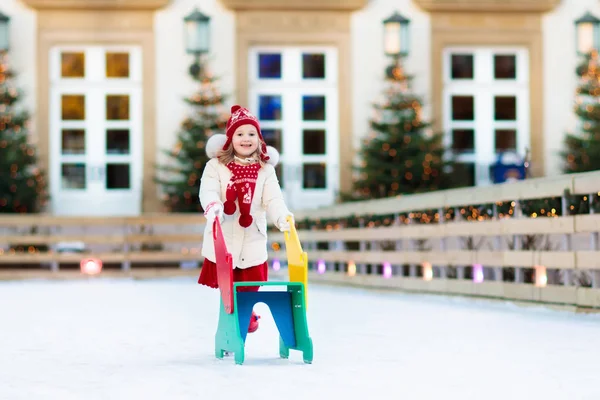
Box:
1 277 600 400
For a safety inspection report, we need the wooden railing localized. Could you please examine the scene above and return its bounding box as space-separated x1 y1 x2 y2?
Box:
0 214 206 270
4 171 600 309
267 171 600 309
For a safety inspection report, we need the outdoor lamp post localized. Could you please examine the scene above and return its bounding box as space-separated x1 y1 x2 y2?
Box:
184 8 210 77
383 11 410 57
383 11 410 80
575 11 600 55
0 11 10 52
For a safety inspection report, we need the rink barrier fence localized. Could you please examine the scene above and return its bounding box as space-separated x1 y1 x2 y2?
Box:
0 214 205 270
266 170 600 309
3 170 600 309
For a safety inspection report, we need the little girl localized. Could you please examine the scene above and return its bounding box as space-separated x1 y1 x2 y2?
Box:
198 105 293 334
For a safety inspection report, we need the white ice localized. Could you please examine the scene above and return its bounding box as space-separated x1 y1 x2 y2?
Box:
1 277 600 400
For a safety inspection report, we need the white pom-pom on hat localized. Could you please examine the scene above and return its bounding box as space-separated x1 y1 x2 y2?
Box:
266 146 279 167
206 134 227 158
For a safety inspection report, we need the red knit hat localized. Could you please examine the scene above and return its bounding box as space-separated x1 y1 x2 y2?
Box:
224 105 269 162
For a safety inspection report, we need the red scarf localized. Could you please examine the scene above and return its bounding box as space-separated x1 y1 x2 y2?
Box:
223 162 261 228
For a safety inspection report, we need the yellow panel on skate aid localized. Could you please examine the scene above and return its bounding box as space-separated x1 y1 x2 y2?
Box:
284 216 308 306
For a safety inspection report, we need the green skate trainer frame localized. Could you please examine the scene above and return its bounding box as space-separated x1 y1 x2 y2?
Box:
214 281 313 365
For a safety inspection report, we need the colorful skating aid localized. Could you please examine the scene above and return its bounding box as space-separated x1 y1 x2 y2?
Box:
212 218 313 365
284 216 309 306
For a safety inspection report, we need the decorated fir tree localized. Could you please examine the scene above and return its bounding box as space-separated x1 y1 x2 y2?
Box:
348 59 453 200
0 51 48 213
563 50 600 173
155 65 228 212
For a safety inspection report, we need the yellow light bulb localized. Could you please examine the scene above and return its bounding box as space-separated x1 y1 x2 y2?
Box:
422 262 433 281
534 266 547 287
347 261 356 277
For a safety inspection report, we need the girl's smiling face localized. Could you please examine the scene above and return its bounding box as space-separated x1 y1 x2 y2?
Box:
232 124 259 157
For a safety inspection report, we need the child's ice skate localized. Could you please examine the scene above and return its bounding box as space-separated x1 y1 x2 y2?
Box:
248 311 260 333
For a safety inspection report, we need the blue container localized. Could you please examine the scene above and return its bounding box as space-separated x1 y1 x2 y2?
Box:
490 152 526 184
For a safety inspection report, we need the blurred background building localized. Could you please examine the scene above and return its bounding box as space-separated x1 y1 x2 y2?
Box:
0 0 596 216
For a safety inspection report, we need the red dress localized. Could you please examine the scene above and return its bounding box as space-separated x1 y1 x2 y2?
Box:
198 258 268 293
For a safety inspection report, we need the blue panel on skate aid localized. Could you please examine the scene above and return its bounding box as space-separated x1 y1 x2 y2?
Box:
236 291 297 347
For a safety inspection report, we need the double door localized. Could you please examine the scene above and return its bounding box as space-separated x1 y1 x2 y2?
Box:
443 47 530 185
49 46 142 216
248 46 339 209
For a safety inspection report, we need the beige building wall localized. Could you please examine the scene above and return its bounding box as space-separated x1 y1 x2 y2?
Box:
351 0 432 163
154 0 235 193
18 0 170 213
6 0 595 214
221 0 368 196
414 0 561 179
3 0 37 142
543 0 600 177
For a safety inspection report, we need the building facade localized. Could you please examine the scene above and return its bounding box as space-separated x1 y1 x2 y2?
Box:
1 0 594 215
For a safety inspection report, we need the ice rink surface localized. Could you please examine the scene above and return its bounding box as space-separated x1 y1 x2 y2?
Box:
2 277 599 400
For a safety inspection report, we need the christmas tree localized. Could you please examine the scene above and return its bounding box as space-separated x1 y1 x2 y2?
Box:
563 50 600 173
348 58 454 200
0 51 48 213
155 64 228 212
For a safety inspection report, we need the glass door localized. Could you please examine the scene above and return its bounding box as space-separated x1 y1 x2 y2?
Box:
49 46 142 216
248 46 339 210
443 47 529 186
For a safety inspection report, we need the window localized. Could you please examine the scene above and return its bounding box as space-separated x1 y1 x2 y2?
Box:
451 129 474 153
303 129 326 154
61 52 85 78
303 96 326 120
494 55 516 79
302 53 325 79
258 95 282 120
258 53 282 79
106 129 130 155
451 54 473 79
250 46 338 209
494 96 516 120
61 163 86 189
303 164 327 189
106 95 130 120
61 129 85 155
51 46 142 216
452 96 474 120
262 129 282 152
106 52 130 78
444 48 529 186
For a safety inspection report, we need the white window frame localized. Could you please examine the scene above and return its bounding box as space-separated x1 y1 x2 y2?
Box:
443 47 530 186
49 45 143 216
248 46 339 210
